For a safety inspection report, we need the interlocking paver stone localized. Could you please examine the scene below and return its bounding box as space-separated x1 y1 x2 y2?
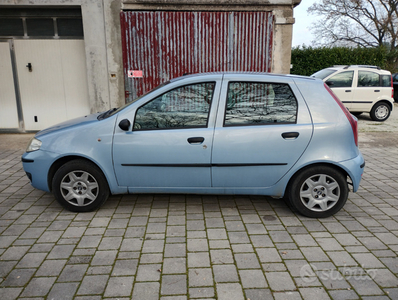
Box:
16 252 47 268
164 243 186 257
132 282 160 300
112 259 138 275
161 275 187 295
187 238 208 252
188 252 210 268
1 268 36 287
216 283 245 300
58 264 89 282
136 263 161 281
77 275 109 295
235 253 261 269
20 277 56 297
239 269 267 288
213 264 239 283
189 268 213 287
47 282 79 300
210 249 234 264
36 259 67 276
104 276 134 297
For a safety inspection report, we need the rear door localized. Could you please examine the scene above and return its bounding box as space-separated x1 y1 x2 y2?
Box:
352 70 389 112
211 74 313 188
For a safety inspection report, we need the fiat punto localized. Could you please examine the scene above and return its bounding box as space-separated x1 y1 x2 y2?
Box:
22 73 365 218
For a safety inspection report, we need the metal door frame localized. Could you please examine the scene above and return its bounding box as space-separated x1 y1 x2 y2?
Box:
0 39 25 132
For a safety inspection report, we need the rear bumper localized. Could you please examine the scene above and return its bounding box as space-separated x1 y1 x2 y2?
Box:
339 151 365 192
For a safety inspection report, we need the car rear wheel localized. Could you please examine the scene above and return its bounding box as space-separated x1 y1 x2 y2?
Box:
52 160 109 212
288 166 348 218
370 102 391 122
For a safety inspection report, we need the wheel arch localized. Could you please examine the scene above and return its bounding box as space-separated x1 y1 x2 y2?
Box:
373 99 393 111
47 155 109 193
285 162 350 196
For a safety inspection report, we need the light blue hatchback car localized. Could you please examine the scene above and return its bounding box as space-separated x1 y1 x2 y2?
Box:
22 73 365 218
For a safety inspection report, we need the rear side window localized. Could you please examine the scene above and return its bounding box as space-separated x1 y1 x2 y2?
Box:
357 71 380 87
327 71 354 88
224 82 297 126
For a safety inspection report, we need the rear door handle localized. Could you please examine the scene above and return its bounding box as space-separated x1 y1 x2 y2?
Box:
282 132 299 139
374 90 380 92
187 137 204 144
345 90 351 92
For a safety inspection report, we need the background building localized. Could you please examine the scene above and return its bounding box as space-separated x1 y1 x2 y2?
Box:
0 0 301 132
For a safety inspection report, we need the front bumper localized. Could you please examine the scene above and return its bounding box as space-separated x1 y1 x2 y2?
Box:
22 150 59 193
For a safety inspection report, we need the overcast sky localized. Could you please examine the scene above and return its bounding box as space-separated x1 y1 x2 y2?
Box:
292 0 318 47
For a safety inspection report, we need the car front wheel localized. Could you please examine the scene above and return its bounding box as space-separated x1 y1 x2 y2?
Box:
370 102 391 122
288 166 348 218
52 159 109 212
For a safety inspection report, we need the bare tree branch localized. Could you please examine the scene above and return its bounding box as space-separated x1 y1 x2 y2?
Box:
307 0 398 50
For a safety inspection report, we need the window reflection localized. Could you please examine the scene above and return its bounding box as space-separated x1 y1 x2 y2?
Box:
327 71 354 88
224 82 297 126
134 82 215 130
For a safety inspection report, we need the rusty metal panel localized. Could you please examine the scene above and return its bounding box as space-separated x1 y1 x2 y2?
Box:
121 11 274 101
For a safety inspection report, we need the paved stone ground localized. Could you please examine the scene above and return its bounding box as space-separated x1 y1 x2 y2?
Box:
1 128 398 300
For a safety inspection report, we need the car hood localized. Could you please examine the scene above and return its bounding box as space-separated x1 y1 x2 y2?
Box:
35 113 101 138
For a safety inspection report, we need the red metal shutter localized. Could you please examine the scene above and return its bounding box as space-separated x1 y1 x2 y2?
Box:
121 11 274 101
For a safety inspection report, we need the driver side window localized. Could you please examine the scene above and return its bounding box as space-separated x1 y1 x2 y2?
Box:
327 71 354 88
134 82 215 130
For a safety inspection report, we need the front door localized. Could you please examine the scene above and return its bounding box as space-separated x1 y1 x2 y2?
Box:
113 80 220 189
211 76 313 189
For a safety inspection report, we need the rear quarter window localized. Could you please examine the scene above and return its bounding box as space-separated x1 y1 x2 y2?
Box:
381 75 391 87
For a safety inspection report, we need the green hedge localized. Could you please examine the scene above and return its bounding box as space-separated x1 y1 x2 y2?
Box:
290 46 389 76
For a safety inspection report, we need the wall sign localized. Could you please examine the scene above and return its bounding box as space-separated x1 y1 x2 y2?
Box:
128 70 143 78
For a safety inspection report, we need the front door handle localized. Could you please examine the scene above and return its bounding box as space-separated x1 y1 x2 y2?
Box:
345 90 351 92
374 90 380 92
187 137 205 144
282 132 299 139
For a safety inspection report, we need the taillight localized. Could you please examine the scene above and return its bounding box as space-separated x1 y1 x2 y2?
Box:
324 83 358 147
391 75 394 98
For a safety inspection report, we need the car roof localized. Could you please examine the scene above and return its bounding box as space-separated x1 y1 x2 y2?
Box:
172 71 316 82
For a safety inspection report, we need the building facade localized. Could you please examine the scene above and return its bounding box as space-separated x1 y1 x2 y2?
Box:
0 0 301 132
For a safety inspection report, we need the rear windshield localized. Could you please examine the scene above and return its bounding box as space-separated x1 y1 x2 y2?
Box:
311 69 337 80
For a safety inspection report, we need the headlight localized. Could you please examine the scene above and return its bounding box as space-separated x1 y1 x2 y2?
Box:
26 138 42 152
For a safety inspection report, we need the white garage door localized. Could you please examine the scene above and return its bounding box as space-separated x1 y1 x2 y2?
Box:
14 40 90 131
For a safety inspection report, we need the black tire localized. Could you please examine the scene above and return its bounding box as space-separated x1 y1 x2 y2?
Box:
52 159 109 212
287 166 348 218
370 102 391 122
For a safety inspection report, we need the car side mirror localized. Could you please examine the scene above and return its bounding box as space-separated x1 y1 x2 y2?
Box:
325 81 334 87
118 119 131 131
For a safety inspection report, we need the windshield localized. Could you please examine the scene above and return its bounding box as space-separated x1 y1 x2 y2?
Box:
100 80 171 120
311 69 337 80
